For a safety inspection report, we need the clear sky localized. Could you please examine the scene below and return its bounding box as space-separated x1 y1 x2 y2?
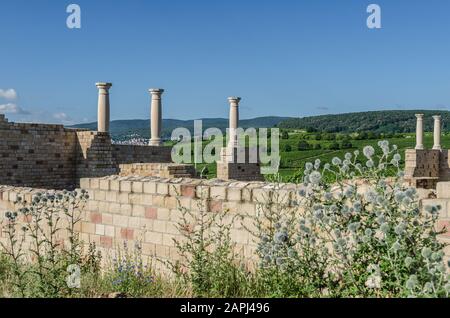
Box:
1 0 450 124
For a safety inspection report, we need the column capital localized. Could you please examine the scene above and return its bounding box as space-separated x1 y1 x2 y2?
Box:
96 82 112 90
433 115 442 120
228 96 241 104
415 113 424 119
149 88 165 95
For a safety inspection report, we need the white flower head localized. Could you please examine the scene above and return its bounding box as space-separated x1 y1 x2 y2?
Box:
363 146 375 158
308 171 322 185
332 157 341 166
365 275 381 289
365 188 378 203
314 159 321 169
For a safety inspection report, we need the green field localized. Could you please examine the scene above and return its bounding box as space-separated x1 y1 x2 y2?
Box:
166 131 450 180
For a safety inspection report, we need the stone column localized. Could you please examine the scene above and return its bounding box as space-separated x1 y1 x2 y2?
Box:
228 97 241 148
433 115 442 150
96 83 112 133
149 88 164 146
415 113 424 150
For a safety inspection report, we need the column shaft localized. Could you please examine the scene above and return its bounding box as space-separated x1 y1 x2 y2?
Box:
433 115 442 150
415 114 424 150
228 97 241 148
149 89 164 146
96 83 112 133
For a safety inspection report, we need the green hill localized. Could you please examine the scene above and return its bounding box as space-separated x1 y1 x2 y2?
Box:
277 110 450 133
70 116 291 139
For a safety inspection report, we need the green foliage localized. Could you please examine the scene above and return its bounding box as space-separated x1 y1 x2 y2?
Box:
298 140 311 151
72 117 290 140
277 110 450 134
328 141 340 150
284 144 292 152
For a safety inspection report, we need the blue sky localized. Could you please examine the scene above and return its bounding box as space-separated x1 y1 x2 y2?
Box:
1 0 450 124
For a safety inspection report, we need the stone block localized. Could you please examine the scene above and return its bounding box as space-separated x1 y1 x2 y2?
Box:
132 205 145 217
80 178 90 189
210 186 227 200
145 232 163 245
145 207 158 219
132 181 143 193
437 182 450 199
143 182 157 194
113 214 128 227
120 181 132 192
99 179 110 191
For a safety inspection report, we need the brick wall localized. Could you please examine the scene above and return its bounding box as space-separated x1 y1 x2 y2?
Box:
76 131 118 180
112 145 172 164
0 116 176 189
217 147 264 181
404 149 450 189
0 117 79 189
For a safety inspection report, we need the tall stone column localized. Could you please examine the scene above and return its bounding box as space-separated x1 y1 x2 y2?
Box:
415 113 424 150
96 83 112 133
149 89 164 146
228 97 241 148
433 115 442 150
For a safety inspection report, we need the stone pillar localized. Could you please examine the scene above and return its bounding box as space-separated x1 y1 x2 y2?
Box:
433 115 442 150
149 89 164 146
96 83 112 133
228 97 241 148
415 113 424 150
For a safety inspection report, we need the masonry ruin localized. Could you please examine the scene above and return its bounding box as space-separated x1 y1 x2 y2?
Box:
0 93 449 273
405 114 450 189
0 83 263 189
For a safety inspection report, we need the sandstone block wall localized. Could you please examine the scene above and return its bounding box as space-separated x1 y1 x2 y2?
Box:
421 181 450 269
119 163 197 178
0 177 300 272
0 177 449 274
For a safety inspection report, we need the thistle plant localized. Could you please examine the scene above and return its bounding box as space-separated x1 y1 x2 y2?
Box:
253 141 449 297
0 189 99 297
0 210 28 296
107 241 154 297
169 187 254 297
